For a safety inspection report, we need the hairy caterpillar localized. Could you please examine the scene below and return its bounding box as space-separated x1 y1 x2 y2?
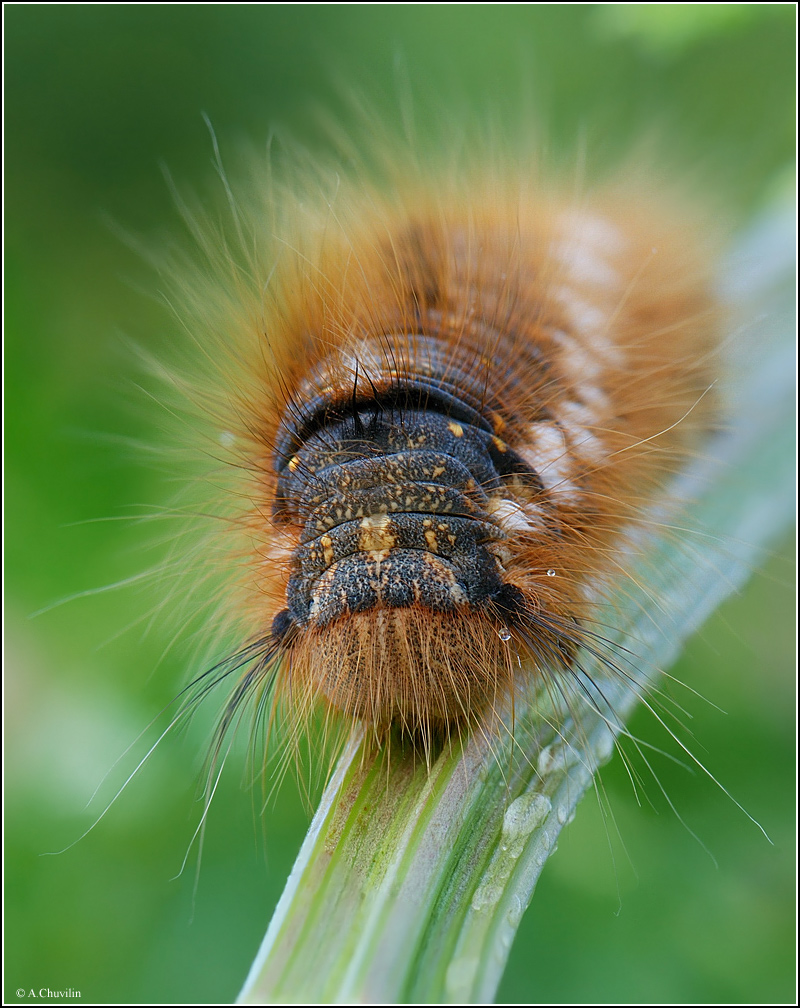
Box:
175 136 721 775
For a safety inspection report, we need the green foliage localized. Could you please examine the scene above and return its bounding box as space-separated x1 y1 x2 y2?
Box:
594 3 791 57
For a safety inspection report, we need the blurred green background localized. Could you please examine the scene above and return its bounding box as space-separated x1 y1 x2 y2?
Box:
5 5 795 1005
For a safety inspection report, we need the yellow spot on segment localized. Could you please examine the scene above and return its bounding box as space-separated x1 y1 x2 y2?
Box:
492 436 508 453
490 412 507 434
424 530 439 552
359 514 397 552
448 421 464 437
288 456 299 472
320 534 334 568
431 465 445 479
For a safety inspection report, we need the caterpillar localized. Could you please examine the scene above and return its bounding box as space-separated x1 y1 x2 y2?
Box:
168 131 721 777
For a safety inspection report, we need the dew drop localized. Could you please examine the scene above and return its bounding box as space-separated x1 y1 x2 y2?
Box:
546 569 556 577
502 794 551 844
498 627 512 641
472 883 503 913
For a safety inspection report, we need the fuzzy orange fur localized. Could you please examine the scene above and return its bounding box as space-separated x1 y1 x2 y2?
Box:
179 154 720 754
